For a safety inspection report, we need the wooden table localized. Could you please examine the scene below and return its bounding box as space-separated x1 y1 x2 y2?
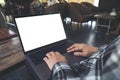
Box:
0 34 25 71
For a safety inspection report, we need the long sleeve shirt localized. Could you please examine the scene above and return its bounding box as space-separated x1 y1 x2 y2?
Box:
51 35 120 80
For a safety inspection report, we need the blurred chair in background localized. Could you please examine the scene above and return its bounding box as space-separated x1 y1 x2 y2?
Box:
68 2 100 29
45 2 100 30
0 9 17 33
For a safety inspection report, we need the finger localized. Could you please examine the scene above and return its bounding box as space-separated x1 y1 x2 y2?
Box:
67 48 75 53
67 44 81 53
43 57 49 62
55 51 62 56
67 47 80 53
46 51 54 58
74 52 83 56
74 52 88 57
45 51 53 56
67 44 76 51
55 51 66 58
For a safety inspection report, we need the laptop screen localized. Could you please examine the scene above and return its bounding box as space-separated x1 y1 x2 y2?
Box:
15 13 67 52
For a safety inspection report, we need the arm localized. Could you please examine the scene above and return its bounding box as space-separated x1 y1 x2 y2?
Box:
43 51 81 80
52 62 80 80
44 43 99 80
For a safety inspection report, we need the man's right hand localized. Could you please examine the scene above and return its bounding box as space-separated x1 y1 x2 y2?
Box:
67 43 98 57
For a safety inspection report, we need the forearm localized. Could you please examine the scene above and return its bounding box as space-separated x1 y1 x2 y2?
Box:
52 62 80 80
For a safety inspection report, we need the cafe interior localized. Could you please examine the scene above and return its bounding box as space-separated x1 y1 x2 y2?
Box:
0 0 120 80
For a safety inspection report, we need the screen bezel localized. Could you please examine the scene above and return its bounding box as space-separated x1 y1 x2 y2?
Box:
14 12 67 53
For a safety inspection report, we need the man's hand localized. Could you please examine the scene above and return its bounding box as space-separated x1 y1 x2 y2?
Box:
67 43 98 57
43 51 67 70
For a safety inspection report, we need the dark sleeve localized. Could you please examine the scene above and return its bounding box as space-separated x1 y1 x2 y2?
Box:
51 62 81 80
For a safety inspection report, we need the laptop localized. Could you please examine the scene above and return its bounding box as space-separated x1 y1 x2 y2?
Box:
14 13 68 80
14 13 83 80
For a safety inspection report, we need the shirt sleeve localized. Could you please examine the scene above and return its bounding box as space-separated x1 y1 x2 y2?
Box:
51 62 81 80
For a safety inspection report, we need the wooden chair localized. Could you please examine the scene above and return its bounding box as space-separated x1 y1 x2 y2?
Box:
0 9 8 28
45 2 99 30
68 2 98 29
0 9 17 33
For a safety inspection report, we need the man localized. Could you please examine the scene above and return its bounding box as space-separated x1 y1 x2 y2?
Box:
44 35 120 80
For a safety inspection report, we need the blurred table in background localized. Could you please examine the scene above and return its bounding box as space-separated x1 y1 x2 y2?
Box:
94 13 120 35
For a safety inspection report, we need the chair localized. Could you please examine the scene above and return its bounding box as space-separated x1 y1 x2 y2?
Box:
45 2 100 30
45 3 68 19
0 9 8 28
0 9 17 33
68 2 99 29
0 9 17 41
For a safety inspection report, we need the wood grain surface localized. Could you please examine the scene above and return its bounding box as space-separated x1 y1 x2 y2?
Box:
0 37 25 71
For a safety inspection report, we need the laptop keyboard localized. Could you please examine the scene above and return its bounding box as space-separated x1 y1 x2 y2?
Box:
29 44 67 65
29 49 47 65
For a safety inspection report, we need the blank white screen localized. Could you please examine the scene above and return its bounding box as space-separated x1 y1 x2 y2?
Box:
15 14 66 52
